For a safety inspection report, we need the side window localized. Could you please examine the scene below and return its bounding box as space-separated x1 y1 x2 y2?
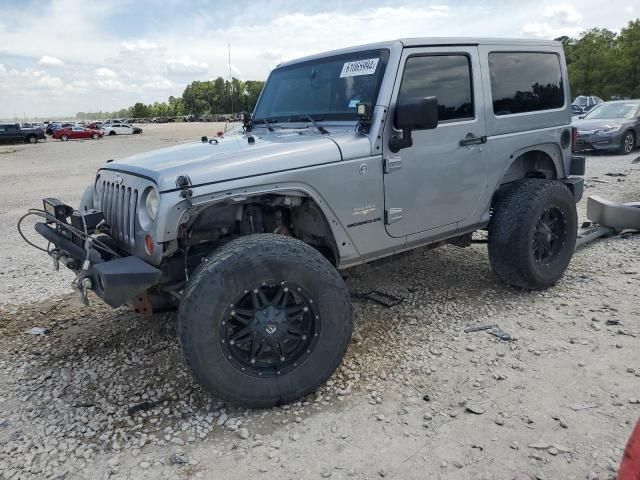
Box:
397 54 474 122
489 52 564 116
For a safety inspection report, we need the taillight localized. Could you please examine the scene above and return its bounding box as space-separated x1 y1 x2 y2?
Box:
571 127 577 152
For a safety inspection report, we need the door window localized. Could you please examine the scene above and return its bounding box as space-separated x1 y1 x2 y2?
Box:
397 54 474 122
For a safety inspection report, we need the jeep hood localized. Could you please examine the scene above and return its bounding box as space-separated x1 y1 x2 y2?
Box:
103 130 371 192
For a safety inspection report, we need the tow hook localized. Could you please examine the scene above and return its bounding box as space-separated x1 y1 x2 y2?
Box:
75 277 92 306
52 251 60 271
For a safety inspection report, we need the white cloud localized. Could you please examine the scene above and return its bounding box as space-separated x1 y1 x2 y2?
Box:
0 0 636 117
96 78 127 91
165 57 208 75
95 67 117 78
143 77 175 90
120 40 159 52
522 21 583 38
543 4 582 24
38 55 64 66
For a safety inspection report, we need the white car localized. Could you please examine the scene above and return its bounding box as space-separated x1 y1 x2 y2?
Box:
100 123 142 136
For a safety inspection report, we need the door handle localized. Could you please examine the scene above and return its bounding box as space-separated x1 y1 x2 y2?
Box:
459 134 487 146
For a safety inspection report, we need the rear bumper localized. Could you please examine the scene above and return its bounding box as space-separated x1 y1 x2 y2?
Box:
34 221 161 308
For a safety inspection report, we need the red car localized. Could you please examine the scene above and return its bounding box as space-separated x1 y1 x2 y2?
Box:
52 127 103 141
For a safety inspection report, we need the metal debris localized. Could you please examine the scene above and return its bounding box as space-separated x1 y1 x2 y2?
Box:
25 327 49 336
351 290 403 308
488 326 513 341
464 323 497 333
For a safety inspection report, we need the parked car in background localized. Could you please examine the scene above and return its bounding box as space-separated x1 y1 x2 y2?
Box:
52 126 103 141
571 104 584 115
0 123 46 144
572 95 603 113
46 122 73 135
573 100 640 154
86 122 103 130
100 123 142 135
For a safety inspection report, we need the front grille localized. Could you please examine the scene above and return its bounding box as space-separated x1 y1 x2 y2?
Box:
100 180 138 248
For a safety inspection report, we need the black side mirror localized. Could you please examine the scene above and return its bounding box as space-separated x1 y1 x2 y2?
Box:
389 96 438 153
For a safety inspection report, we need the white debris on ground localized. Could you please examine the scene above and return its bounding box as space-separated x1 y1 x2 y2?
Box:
0 126 638 479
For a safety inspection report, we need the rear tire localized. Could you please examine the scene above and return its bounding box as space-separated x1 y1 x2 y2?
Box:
620 131 635 154
179 234 352 408
488 180 577 290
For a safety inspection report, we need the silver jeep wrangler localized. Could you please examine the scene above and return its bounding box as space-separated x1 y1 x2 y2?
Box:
28 38 585 407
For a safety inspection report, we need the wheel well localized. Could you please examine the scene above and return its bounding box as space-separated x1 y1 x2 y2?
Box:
179 194 340 268
500 150 559 185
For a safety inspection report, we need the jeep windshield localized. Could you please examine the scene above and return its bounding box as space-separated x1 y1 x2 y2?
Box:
253 49 390 124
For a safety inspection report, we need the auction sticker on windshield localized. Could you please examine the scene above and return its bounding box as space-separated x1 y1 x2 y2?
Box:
340 58 380 78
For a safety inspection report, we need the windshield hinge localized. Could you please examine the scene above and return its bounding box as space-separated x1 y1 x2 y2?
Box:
383 156 402 173
385 208 403 224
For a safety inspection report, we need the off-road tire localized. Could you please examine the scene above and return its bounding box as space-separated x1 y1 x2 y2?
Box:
488 179 577 290
178 234 352 408
620 130 635 154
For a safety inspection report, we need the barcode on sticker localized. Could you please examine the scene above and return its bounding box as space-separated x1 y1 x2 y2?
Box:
340 58 379 78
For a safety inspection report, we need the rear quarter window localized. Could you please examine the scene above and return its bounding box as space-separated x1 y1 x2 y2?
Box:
489 52 564 116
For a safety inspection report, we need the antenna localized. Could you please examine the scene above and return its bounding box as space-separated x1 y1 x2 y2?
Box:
228 42 233 115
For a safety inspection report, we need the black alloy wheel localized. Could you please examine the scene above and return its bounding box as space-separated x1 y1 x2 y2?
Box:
533 207 567 264
220 281 319 377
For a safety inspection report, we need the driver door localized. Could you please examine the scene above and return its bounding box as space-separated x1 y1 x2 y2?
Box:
383 46 487 237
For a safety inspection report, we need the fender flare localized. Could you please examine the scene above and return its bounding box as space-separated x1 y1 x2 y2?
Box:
497 143 565 186
177 182 360 267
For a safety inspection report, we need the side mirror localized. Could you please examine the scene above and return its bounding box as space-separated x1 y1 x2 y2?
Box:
389 96 438 153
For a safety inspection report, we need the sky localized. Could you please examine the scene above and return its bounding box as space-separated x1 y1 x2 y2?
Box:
0 0 637 119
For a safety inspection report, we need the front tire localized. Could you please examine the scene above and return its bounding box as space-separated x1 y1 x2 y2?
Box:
92 133 99 140
179 234 352 408
620 131 635 154
108 131 116 136
26 135 37 144
61 135 68 141
488 180 577 290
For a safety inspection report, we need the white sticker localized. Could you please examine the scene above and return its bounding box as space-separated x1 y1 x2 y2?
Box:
340 58 379 78
348 98 360 108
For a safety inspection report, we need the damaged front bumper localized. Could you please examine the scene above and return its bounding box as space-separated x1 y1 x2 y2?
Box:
33 201 161 308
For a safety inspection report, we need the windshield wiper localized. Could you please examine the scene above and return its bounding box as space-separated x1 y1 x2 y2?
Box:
252 117 281 132
288 115 329 135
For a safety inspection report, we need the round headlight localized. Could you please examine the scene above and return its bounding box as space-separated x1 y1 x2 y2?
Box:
145 188 159 222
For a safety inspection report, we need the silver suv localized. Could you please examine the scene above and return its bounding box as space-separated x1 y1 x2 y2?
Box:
28 38 585 407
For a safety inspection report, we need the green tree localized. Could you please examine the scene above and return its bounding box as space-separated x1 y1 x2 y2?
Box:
617 19 640 98
566 28 618 99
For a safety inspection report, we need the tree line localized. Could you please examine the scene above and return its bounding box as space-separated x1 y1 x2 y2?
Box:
76 77 265 120
77 18 640 120
558 18 640 99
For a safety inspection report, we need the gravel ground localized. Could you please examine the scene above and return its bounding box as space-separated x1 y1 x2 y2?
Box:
0 127 639 480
